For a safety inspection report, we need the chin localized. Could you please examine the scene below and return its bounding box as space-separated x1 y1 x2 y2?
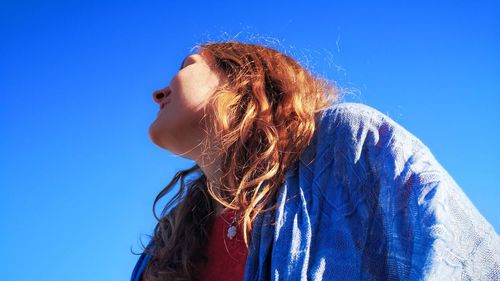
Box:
148 122 181 155
148 121 197 160
148 121 165 148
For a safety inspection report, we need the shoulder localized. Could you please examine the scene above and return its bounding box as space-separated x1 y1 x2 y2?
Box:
316 102 398 133
316 102 423 143
315 102 403 147
310 102 429 165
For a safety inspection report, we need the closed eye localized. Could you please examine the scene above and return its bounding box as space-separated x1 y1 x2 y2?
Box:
179 55 197 70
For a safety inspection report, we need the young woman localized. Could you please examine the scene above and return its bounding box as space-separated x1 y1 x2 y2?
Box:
131 41 499 281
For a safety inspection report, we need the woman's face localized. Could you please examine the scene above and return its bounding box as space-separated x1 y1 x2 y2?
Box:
149 53 221 159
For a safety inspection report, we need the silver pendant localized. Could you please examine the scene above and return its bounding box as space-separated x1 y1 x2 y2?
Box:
227 225 237 240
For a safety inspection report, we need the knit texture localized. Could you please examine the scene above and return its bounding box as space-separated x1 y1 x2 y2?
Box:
244 102 500 280
131 102 500 281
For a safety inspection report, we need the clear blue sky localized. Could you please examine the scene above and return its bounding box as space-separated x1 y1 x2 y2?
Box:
1 1 498 280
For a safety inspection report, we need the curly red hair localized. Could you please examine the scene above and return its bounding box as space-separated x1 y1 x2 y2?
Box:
142 41 340 281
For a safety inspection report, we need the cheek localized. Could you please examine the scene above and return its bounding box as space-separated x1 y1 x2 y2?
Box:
177 72 220 109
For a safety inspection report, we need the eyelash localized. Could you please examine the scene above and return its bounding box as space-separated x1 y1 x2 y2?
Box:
181 57 195 70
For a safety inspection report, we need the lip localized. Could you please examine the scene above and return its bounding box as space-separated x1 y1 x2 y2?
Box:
160 100 171 110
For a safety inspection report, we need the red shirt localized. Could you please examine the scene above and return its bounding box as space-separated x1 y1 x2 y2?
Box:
198 209 248 281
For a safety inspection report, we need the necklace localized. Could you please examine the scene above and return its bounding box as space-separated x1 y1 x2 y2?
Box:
220 211 238 240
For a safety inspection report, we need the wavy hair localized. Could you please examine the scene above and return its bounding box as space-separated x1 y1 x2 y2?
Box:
141 41 340 281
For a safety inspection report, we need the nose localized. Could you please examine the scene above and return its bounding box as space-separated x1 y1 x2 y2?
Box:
152 86 171 104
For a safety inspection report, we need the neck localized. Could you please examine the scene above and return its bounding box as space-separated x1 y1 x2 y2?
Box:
194 151 229 216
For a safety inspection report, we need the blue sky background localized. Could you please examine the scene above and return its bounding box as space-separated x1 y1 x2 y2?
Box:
1 1 498 280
